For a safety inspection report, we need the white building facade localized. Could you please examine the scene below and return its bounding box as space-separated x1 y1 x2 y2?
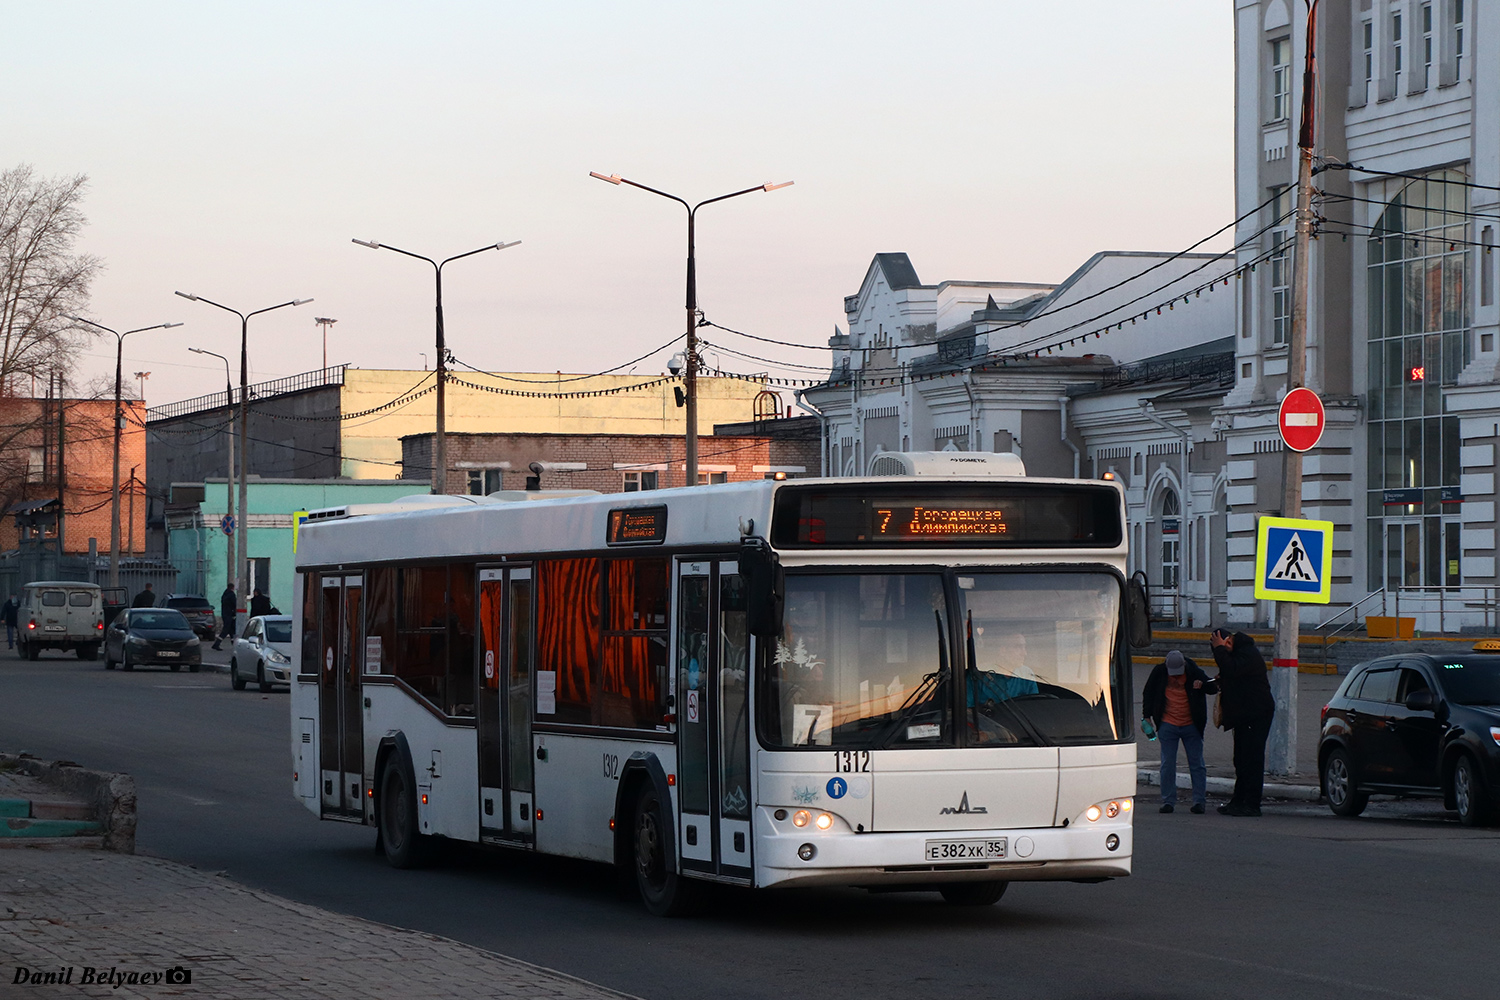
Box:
1226 0 1500 631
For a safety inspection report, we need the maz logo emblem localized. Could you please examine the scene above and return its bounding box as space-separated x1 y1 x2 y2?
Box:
940 791 987 815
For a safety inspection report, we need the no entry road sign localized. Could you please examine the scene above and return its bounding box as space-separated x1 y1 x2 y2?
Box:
1278 386 1325 452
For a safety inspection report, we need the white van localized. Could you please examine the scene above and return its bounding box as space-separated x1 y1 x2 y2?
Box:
18 581 104 660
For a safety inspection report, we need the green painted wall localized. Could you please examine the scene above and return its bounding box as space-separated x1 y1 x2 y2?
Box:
170 479 424 613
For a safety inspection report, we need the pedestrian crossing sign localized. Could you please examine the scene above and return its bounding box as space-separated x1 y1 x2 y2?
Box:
1254 516 1334 604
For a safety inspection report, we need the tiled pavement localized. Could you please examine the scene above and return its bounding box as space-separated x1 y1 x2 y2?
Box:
0 849 638 1000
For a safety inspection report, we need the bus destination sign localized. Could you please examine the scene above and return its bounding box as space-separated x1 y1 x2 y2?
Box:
771 483 1122 549
874 505 1008 539
607 505 668 546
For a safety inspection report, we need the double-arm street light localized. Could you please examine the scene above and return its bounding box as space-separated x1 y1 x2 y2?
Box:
189 346 234 595
174 292 312 611
71 317 183 589
351 238 521 494
589 172 792 486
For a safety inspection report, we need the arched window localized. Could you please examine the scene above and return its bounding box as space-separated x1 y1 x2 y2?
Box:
1159 488 1180 589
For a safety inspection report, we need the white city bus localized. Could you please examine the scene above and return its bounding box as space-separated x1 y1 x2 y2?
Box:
291 462 1147 914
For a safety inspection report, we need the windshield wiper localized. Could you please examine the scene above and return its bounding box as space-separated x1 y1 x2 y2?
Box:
876 609 950 749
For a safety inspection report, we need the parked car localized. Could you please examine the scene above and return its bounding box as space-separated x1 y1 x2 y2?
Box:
231 615 293 692
1320 653 1500 826
164 594 218 639
103 608 202 672
17 581 104 660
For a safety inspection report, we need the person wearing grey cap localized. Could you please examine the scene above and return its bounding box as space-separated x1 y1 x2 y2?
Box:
1141 649 1218 813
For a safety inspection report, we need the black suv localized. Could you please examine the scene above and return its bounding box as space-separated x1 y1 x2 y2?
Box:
164 594 218 640
1319 654 1500 826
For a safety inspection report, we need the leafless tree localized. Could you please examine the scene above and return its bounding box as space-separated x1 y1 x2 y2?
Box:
0 165 103 397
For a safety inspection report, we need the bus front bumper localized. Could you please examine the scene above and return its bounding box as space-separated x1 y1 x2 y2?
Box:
755 819 1132 889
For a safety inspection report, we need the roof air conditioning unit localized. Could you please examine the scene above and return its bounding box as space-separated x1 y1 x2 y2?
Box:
867 451 1026 477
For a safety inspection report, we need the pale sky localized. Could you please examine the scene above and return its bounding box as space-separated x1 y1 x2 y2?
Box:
5 1 1234 406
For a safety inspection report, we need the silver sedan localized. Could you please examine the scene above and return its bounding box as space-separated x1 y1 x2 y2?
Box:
230 615 294 692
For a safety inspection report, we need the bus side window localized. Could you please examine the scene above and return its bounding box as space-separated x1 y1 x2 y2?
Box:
537 558 600 726
301 573 319 672
600 558 670 730
446 564 476 717
365 568 396 677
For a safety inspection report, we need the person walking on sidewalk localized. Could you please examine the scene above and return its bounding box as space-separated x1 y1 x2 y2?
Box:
249 588 273 619
1209 628 1276 816
213 582 237 651
1142 649 1218 814
2 594 18 649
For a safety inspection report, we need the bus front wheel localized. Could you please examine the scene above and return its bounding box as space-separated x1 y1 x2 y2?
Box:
378 759 429 869
939 881 1009 906
633 788 701 917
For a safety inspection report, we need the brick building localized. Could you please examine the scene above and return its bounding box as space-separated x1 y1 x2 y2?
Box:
0 395 146 554
400 417 821 495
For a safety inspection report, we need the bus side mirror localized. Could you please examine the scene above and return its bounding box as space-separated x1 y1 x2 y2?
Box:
1126 573 1152 649
738 537 783 639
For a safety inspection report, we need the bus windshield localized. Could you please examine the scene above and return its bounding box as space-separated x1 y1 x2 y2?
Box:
957 572 1119 745
767 573 951 748
762 570 1120 749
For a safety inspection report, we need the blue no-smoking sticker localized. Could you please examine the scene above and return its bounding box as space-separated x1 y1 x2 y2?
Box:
826 777 847 799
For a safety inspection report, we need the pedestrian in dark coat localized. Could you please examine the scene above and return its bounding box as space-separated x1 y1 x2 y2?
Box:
214 583 237 650
1209 628 1276 815
249 588 273 619
2 595 18 649
131 583 156 608
1142 650 1218 813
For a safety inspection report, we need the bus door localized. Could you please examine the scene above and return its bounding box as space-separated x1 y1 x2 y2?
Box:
319 574 364 820
477 566 535 843
675 560 753 881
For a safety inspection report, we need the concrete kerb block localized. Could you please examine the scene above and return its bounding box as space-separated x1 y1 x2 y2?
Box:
0 753 136 853
1137 767 1322 802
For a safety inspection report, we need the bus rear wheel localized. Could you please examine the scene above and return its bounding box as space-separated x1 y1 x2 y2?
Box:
378 759 429 869
633 788 701 917
939 881 1009 906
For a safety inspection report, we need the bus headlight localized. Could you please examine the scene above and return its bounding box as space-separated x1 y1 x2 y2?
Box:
1084 798 1131 822
792 810 810 828
797 843 816 861
814 812 833 831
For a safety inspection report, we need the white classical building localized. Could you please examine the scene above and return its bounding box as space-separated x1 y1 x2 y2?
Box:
1224 0 1500 631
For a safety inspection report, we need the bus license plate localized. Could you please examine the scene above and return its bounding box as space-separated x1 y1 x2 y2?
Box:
924 838 1007 862
158 650 179 658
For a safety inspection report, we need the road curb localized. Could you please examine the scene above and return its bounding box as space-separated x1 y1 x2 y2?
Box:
0 753 136 852
1137 767 1322 802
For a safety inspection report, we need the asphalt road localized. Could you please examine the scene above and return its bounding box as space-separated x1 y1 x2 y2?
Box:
3 645 1496 1000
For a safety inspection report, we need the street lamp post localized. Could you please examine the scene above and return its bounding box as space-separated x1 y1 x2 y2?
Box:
71 317 182 589
589 172 792 486
174 292 311 612
351 238 520 494
189 346 235 596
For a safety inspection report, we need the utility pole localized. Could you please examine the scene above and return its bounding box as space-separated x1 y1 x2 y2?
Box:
589 172 792 485
1269 0 1321 776
351 239 519 494
72 318 179 587
189 347 234 591
315 317 337 370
